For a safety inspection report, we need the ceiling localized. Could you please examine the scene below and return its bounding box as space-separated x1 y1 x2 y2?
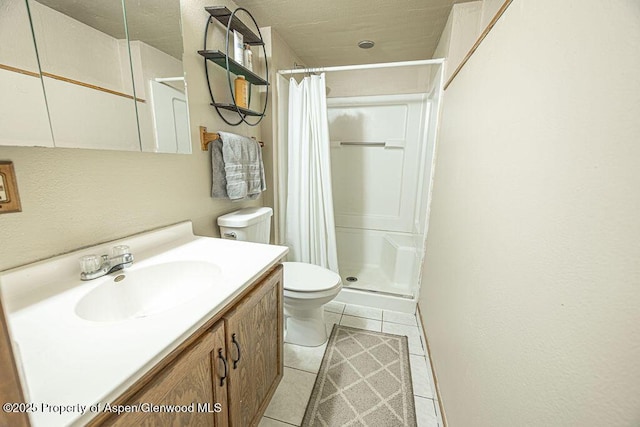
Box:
235 0 474 67
35 0 471 66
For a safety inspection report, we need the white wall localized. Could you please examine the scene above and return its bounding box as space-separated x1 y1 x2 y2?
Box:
325 66 432 98
479 0 506 30
419 1 640 426
433 1 482 83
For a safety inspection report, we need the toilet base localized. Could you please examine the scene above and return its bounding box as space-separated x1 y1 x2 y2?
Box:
284 305 327 347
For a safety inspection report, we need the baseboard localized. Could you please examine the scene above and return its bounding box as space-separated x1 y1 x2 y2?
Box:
417 306 447 427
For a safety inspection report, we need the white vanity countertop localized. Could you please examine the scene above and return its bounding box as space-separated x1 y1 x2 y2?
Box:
0 222 288 427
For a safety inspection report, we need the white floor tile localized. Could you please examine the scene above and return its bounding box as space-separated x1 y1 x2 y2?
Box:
417 315 425 334
432 398 442 420
428 364 438 401
284 342 327 374
343 304 383 320
264 367 316 426
415 396 439 427
383 310 418 326
383 323 425 355
409 355 434 399
339 314 382 332
324 300 345 314
324 311 342 335
259 416 297 426
416 319 433 365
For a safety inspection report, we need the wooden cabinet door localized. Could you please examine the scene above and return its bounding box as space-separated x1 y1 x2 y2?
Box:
224 266 284 427
211 322 231 427
210 321 230 427
106 322 227 427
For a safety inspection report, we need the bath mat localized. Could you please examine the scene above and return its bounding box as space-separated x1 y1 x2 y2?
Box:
302 325 416 427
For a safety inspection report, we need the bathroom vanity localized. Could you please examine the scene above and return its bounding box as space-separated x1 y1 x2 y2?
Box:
0 222 288 426
93 264 283 427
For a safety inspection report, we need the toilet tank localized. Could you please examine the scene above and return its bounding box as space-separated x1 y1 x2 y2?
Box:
217 207 273 243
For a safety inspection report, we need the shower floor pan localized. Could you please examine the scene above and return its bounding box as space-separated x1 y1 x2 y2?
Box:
339 263 414 299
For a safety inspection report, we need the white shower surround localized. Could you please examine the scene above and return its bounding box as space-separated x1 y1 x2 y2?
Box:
336 228 418 292
276 61 445 314
327 93 431 311
334 227 420 312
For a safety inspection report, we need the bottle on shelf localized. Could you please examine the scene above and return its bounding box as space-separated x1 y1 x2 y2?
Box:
243 44 253 72
234 75 249 109
233 30 244 65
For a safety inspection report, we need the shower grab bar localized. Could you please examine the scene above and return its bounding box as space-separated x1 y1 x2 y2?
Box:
154 77 185 82
339 141 386 147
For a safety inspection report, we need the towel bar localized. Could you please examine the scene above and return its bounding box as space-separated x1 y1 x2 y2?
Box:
200 126 264 151
339 141 386 147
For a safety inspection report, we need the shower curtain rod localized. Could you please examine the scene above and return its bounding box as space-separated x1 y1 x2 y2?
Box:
278 58 444 75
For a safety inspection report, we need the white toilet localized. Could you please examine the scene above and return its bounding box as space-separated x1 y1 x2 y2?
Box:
217 207 342 347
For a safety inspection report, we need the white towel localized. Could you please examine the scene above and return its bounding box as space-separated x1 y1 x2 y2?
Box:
216 131 266 200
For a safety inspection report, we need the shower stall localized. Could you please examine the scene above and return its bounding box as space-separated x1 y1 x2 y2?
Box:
276 60 445 313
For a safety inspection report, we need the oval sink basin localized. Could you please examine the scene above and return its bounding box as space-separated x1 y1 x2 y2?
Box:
75 261 222 322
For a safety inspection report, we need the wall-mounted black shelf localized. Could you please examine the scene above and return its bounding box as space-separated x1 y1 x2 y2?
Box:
198 50 269 86
205 6 264 46
211 103 263 116
202 6 268 126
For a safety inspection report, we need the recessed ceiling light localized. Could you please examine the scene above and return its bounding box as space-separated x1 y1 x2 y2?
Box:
358 40 375 49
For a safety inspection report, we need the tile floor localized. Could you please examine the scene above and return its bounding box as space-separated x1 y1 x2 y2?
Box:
260 302 443 427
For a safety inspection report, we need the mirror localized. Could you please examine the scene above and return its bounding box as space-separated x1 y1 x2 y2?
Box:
0 0 191 153
0 0 54 147
29 0 141 151
123 0 191 153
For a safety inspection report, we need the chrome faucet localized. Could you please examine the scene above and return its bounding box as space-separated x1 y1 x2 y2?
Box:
80 245 134 281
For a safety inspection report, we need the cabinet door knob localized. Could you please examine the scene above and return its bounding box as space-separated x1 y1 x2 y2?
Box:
217 349 228 386
231 333 242 369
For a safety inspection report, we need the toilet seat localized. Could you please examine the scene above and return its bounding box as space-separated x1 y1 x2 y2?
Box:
281 262 343 346
282 262 342 293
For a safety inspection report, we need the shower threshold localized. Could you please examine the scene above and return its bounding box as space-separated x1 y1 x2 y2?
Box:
335 285 417 313
342 285 414 300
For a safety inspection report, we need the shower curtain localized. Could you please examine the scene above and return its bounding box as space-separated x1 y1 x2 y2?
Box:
285 73 339 273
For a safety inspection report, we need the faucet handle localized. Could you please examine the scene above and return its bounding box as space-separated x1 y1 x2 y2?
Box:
80 255 101 274
111 245 131 257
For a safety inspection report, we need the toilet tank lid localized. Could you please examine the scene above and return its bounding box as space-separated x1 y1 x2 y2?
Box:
217 207 273 227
